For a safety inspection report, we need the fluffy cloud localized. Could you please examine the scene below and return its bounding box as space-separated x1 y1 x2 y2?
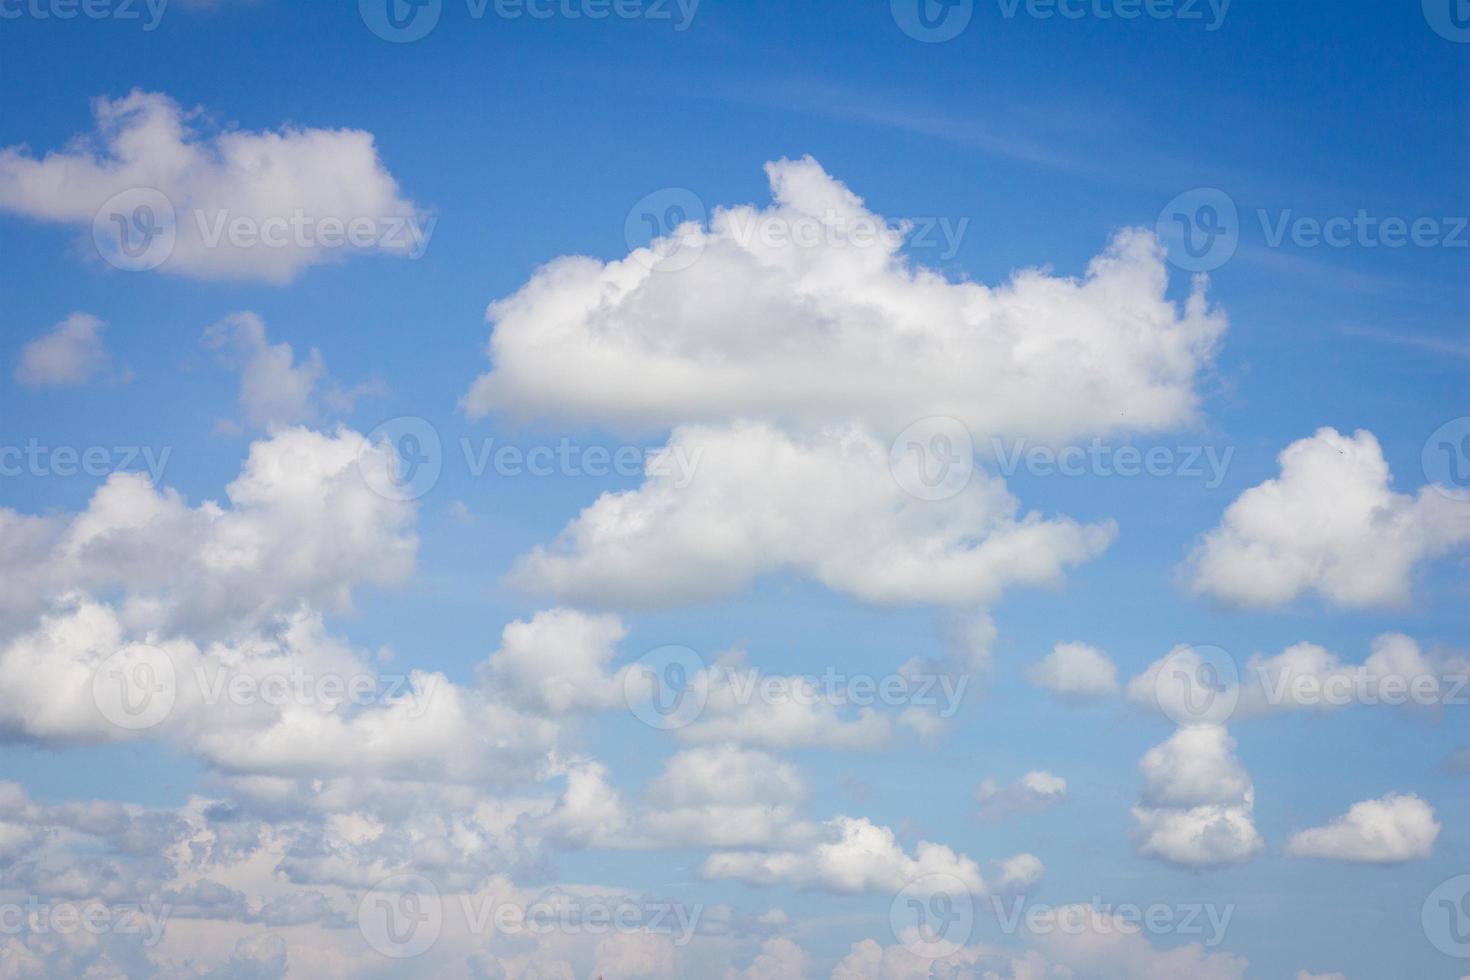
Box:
510 422 1115 608
1026 642 1119 701
0 91 426 283
0 426 417 637
462 157 1225 443
1131 726 1262 868
14 312 116 388
1286 793 1440 863
1185 428 1470 609
701 815 1014 896
976 771 1068 823
1238 633 1469 716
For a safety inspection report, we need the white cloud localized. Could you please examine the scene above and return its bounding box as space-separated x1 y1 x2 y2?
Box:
701 815 1006 896
1287 793 1440 863
0 426 418 637
976 771 1067 823
14 313 116 388
462 157 1225 444
480 607 629 716
1185 427 1470 609
509 422 1115 608
0 90 426 283
1026 642 1119 701
1238 633 1470 716
1131 726 1262 868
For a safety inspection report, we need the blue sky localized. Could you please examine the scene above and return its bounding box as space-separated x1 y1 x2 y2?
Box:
0 1 1467 978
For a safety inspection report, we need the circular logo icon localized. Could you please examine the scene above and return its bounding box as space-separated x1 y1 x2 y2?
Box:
891 0 974 42
1152 644 1239 726
92 188 177 272
1424 0 1470 42
890 417 975 501
358 417 443 502
622 645 708 730
1422 873 1470 958
1155 188 1239 273
91 644 177 731
1423 417 1470 499
360 0 442 42
889 873 974 959
359 873 442 959
624 188 708 273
